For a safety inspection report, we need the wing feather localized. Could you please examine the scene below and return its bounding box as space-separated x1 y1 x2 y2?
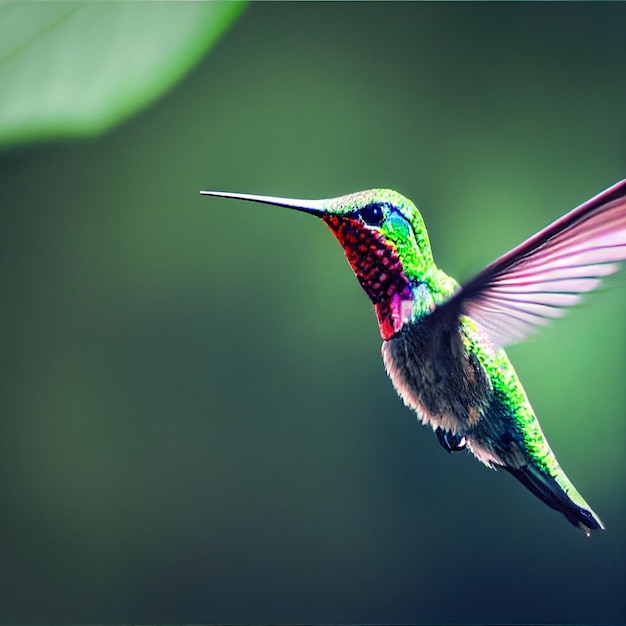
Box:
440 179 626 346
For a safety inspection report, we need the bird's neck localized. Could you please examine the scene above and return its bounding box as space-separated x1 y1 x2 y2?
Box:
374 268 459 340
341 244 429 340
321 214 443 339
375 283 435 340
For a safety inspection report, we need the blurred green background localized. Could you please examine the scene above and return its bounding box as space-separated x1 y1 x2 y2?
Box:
1 2 625 623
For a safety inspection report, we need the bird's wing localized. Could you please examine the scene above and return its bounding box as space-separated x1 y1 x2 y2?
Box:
439 179 626 347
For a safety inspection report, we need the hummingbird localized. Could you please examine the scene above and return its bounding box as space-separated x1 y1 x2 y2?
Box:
200 179 626 536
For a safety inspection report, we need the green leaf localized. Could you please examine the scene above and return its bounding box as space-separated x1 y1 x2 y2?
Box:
0 1 245 148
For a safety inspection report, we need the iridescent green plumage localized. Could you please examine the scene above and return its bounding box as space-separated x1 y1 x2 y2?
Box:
201 180 626 535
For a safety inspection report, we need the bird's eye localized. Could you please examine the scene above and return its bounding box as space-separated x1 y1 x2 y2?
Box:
359 203 385 227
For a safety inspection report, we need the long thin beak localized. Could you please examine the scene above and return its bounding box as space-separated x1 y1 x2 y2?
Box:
199 190 327 216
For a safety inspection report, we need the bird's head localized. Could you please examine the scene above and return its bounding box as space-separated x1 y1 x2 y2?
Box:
200 188 435 309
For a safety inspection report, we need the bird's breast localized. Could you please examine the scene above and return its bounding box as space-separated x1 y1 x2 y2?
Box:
381 313 492 434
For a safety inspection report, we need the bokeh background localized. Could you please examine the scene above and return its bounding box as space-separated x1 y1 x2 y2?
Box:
1 2 625 623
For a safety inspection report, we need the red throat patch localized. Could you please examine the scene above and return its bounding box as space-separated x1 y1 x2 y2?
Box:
323 215 413 339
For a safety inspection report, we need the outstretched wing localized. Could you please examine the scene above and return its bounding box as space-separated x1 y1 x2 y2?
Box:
441 179 626 346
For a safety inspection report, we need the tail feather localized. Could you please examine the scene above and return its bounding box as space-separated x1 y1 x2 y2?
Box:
501 464 604 536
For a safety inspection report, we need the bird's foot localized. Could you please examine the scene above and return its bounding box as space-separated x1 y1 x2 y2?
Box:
435 427 467 453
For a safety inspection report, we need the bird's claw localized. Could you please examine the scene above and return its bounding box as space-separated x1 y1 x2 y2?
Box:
435 427 467 453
